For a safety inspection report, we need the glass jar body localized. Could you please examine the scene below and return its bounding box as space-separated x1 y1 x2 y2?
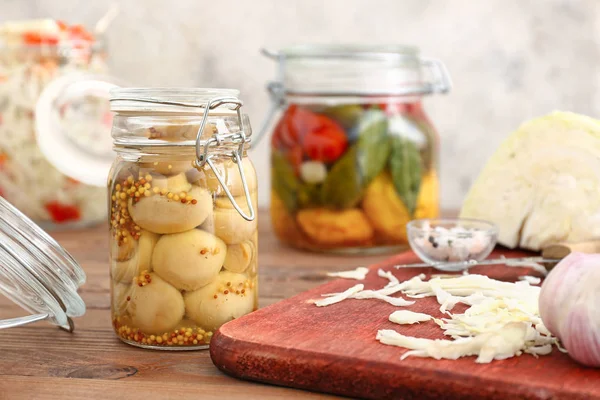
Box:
270 96 439 253
0 45 109 228
108 149 258 349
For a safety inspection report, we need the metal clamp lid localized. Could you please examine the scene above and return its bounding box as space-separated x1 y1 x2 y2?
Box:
193 97 255 222
108 90 256 222
254 46 452 144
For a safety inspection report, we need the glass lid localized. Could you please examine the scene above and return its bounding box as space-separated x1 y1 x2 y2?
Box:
262 44 452 97
35 73 123 188
0 196 86 331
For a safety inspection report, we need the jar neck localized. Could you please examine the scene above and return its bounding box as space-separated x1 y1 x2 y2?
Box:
283 93 425 106
110 111 252 150
114 143 249 156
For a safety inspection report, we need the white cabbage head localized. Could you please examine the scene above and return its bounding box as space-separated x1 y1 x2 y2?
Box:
460 111 600 251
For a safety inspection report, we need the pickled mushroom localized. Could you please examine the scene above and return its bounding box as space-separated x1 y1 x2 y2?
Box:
213 200 257 244
152 229 227 291
112 282 132 316
248 258 258 277
139 160 193 176
128 185 212 234
127 272 185 335
199 209 215 234
144 118 215 142
148 172 191 194
203 158 257 197
223 240 255 273
111 232 137 262
111 230 159 283
214 194 256 210
139 119 215 175
184 271 255 331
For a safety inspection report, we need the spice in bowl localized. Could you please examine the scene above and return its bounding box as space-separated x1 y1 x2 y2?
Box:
407 218 498 264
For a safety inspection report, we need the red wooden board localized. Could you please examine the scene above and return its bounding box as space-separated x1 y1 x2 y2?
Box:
210 250 600 400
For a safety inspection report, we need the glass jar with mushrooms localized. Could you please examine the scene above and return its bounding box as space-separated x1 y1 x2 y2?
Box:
108 89 258 350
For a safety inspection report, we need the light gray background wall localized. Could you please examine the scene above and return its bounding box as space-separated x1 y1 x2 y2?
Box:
3 0 599 209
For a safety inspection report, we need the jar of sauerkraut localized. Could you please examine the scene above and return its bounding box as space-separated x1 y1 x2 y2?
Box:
0 19 112 228
260 45 451 254
108 88 258 350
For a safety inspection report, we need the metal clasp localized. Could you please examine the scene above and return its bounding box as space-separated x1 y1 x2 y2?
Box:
420 58 453 94
252 48 286 145
193 97 256 222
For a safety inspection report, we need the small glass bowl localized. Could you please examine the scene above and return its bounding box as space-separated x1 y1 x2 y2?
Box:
406 218 499 264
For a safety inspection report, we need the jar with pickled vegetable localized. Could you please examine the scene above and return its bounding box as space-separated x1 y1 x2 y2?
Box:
108 88 258 350
0 19 112 228
261 45 451 253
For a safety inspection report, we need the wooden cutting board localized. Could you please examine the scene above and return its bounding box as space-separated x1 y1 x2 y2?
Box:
210 249 600 400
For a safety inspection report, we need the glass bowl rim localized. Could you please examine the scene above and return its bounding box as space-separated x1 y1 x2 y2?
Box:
406 218 499 236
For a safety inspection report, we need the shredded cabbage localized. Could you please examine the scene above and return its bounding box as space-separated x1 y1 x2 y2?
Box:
0 19 108 224
315 284 364 307
317 267 561 363
389 310 432 325
327 267 369 280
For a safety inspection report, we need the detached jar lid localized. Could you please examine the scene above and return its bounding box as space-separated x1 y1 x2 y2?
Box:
0 196 86 331
35 73 123 187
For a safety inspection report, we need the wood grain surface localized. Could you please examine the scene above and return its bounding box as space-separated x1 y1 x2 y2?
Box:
0 210 391 400
211 249 600 400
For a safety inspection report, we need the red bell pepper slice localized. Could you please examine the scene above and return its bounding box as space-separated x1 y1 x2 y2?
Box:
45 201 81 223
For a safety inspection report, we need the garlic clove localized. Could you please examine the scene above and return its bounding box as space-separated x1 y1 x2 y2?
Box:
539 252 600 367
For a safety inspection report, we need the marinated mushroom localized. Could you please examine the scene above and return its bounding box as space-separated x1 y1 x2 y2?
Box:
203 158 257 197
184 271 256 331
152 229 227 291
148 172 192 193
127 272 185 335
213 197 257 244
214 207 257 244
129 185 212 234
139 120 216 175
223 240 255 273
112 282 132 316
144 118 215 142
111 231 137 262
139 160 193 176
199 209 215 234
112 230 160 283
214 193 256 210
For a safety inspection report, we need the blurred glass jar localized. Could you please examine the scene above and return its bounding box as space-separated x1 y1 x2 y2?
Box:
0 19 111 228
108 88 258 350
260 45 451 254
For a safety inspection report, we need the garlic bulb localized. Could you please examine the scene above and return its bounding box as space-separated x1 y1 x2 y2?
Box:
539 252 600 367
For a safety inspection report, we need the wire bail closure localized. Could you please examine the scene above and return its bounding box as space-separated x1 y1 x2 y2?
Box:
253 48 453 145
193 97 256 222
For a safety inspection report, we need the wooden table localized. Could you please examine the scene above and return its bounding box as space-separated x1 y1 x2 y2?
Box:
0 210 394 399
